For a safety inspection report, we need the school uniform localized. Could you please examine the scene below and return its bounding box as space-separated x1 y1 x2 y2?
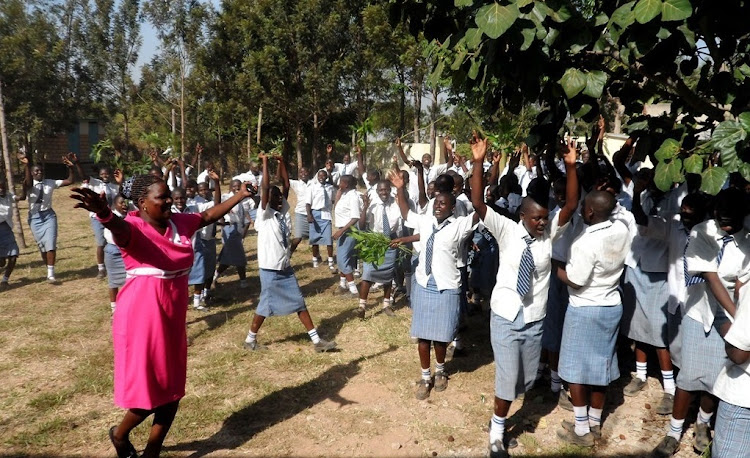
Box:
483 206 569 400
361 198 403 283
173 203 211 287
559 220 631 387
196 199 217 284
289 179 313 239
27 179 63 252
414 163 448 188
406 210 476 343
218 193 248 267
84 178 120 248
334 189 361 274
307 181 334 246
620 190 672 349
712 288 750 458
103 211 127 289
334 162 358 178
679 221 750 393
196 169 217 190
255 199 307 317
639 216 691 367
0 193 19 259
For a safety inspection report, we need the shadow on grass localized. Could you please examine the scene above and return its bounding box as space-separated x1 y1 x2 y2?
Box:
187 304 257 342
445 310 494 375
266 307 359 345
165 345 398 457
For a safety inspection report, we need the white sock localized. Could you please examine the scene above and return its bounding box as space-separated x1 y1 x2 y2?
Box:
340 277 347 287
421 368 431 381
550 370 562 393
435 362 445 374
245 331 257 344
213 270 220 282
697 407 713 424
662 370 676 395
193 294 201 307
359 298 366 309
588 407 602 428
382 298 391 309
348 281 357 293
47 265 54 278
636 361 648 381
308 328 321 344
201 288 208 299
489 414 505 443
328 257 334 265
97 263 105 271
110 301 116 311
667 416 684 440
574 405 590 436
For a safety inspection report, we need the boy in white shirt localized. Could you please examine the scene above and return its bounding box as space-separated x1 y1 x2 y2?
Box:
470 138 579 455
0 180 22 288
288 166 313 254
242 155 336 353
333 175 361 295
556 191 631 447
214 180 252 289
653 188 750 457
306 169 335 270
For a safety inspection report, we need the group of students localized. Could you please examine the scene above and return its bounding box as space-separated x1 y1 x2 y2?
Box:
3 126 750 458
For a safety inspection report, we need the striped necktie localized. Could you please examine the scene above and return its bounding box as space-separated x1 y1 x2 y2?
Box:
323 185 330 209
34 182 44 205
517 235 536 297
276 213 288 248
382 204 391 238
684 234 734 286
425 220 451 276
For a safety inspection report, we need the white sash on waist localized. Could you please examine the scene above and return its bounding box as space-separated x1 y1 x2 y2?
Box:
126 267 191 279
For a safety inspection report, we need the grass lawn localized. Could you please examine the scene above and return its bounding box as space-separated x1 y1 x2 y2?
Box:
0 186 704 457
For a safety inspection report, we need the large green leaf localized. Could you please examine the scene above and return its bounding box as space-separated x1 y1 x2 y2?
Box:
720 147 740 172
475 3 520 39
427 59 445 87
521 27 535 50
451 48 468 70
740 162 750 183
610 1 635 28
711 120 746 150
633 0 662 24
700 166 729 195
738 112 750 133
654 138 681 161
547 3 572 22
559 68 587 98
468 58 481 79
583 70 607 98
465 28 483 49
683 154 703 174
455 0 474 7
661 0 692 21
514 0 533 6
654 160 681 192
677 24 695 48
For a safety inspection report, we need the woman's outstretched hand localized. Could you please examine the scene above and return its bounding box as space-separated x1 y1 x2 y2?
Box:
70 187 109 214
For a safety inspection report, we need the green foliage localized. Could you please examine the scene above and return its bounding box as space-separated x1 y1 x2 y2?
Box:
351 118 375 148
90 140 155 176
350 228 413 267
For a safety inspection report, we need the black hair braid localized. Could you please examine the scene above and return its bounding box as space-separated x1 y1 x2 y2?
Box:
120 174 162 204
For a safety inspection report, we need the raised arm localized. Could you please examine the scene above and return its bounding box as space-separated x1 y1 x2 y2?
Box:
201 181 253 227
209 171 221 206
177 157 188 187
612 137 635 186
356 145 365 178
443 136 455 168
260 154 271 210
395 138 410 165
358 193 370 229
557 139 580 227
60 153 76 186
70 187 131 245
390 169 410 220
18 154 31 191
279 156 290 199
631 180 648 227
412 160 428 209
470 135 488 219
73 154 87 184
488 152 501 186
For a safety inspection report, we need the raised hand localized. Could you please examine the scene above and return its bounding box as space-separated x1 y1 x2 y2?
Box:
16 152 28 164
388 168 404 189
239 181 254 198
443 136 453 152
70 187 109 214
66 152 79 163
113 169 124 184
395 137 401 148
61 156 74 167
361 192 370 209
562 138 578 166
208 170 219 181
411 159 423 170
470 136 488 162
326 144 333 155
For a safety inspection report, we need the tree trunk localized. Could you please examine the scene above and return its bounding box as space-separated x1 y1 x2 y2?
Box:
312 109 319 170
429 86 438 158
0 80 27 248
398 71 406 137
295 121 303 171
247 126 251 164
180 67 186 159
412 78 422 143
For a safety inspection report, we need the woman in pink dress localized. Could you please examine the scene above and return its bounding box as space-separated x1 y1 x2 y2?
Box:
71 174 252 458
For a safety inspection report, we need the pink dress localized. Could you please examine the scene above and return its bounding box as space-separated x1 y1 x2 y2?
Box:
113 211 203 409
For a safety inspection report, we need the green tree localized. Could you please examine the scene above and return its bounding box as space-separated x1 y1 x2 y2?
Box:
395 0 750 193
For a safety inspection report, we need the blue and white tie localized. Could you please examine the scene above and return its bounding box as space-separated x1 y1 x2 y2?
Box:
425 221 450 276
517 235 536 297
382 205 391 238
276 213 288 248
684 234 733 286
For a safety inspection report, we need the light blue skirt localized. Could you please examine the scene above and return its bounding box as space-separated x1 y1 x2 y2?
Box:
293 213 310 239
559 304 622 386
188 237 205 286
491 311 544 401
337 230 356 274
0 222 19 258
309 210 332 245
256 267 306 317
676 313 729 392
713 400 750 458
542 272 570 353
104 243 126 289
218 223 246 267
410 276 461 343
29 209 58 252
621 265 670 347
362 246 398 283
90 217 106 247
